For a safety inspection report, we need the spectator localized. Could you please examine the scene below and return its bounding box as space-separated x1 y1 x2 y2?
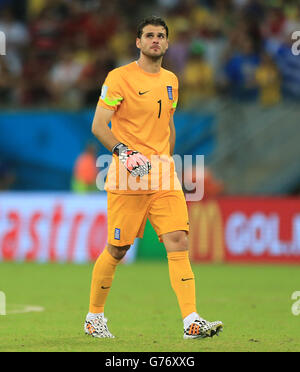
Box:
260 6 286 44
181 40 215 109
223 35 260 101
79 6 119 49
0 57 14 106
164 17 190 77
109 17 135 67
272 32 300 99
50 47 84 107
71 143 99 193
0 7 29 76
77 48 115 107
62 1 93 48
282 3 300 40
29 6 62 61
18 48 54 106
0 0 299 109
255 52 281 107
27 0 49 19
27 0 70 21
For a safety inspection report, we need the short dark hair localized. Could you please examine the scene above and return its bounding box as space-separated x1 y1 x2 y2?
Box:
137 16 169 39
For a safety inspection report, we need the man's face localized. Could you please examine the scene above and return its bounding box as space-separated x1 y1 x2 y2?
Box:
136 25 168 59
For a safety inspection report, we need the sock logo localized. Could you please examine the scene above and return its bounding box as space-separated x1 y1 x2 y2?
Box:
181 278 194 282
101 286 110 289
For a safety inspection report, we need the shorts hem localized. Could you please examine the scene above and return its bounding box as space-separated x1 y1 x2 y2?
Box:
107 239 135 247
157 226 189 242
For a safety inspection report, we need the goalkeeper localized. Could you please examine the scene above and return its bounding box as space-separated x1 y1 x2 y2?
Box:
84 16 223 340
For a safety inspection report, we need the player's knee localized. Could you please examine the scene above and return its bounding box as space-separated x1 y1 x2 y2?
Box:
107 244 130 260
162 230 188 252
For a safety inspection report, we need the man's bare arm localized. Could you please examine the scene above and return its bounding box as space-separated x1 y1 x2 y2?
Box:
169 114 176 156
91 105 120 152
91 105 151 177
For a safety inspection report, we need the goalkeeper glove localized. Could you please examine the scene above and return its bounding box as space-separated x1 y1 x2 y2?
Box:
112 143 151 177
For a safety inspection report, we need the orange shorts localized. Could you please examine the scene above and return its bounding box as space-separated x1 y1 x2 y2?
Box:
107 190 189 246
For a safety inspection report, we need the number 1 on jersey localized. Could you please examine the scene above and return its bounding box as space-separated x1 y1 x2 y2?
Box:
157 100 161 118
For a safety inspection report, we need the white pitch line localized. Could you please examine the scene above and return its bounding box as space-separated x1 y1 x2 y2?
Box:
6 305 45 314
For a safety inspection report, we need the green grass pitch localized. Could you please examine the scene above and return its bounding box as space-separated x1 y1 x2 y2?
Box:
0 260 299 352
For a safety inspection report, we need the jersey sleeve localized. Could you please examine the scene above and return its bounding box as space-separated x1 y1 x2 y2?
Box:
171 74 179 113
97 70 124 111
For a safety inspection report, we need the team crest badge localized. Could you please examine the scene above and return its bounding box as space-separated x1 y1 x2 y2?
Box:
167 86 173 100
114 228 120 240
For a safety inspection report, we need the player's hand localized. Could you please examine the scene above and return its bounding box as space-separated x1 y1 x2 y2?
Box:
112 143 151 177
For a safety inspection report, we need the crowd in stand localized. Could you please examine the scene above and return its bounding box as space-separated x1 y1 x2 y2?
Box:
0 0 300 110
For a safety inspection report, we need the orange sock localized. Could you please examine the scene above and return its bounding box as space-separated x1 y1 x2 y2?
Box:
89 246 121 314
167 250 197 319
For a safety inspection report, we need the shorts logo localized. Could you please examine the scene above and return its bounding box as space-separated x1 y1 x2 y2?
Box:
114 228 120 240
100 85 108 100
167 86 173 100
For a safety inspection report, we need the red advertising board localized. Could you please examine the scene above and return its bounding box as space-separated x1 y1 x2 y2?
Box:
0 193 137 263
1 193 299 264
188 198 300 264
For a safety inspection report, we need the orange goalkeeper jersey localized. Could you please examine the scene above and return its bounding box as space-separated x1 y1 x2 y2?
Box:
97 61 181 194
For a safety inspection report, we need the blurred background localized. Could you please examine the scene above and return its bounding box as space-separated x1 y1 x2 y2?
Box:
0 0 300 264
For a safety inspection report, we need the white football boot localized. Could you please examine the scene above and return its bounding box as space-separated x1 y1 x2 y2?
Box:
84 315 115 338
184 316 223 339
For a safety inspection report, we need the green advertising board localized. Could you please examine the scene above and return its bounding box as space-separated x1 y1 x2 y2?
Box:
136 220 167 260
